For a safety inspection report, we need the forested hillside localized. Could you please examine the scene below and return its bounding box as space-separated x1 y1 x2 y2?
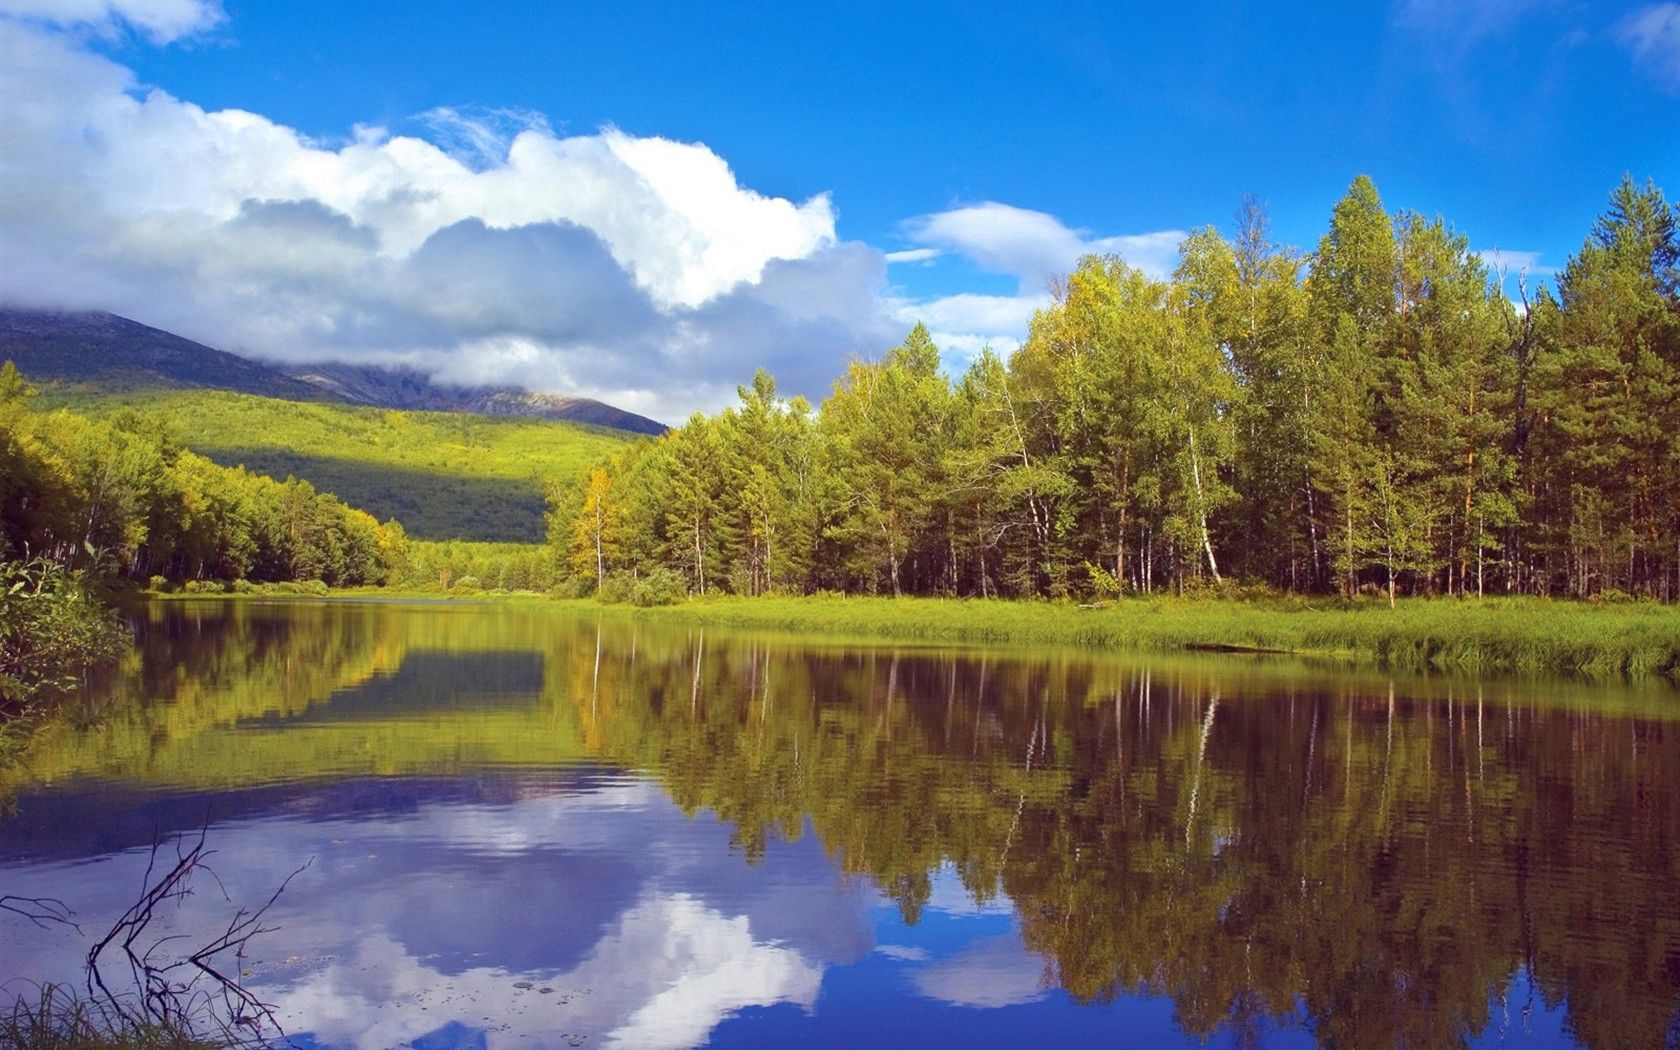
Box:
550 175 1679 602
0 363 405 588
48 390 630 541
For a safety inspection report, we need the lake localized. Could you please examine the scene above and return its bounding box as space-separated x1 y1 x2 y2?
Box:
1 599 1676 1048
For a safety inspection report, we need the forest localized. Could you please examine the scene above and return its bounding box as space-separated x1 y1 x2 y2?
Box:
550 175 1679 602
0 362 408 590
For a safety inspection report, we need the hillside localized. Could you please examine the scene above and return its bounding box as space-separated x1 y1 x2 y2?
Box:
0 308 667 434
49 389 632 542
0 307 327 400
292 362 667 435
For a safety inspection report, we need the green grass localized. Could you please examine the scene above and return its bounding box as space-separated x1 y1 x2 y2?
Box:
43 389 632 542
138 589 1680 681
575 594 1680 680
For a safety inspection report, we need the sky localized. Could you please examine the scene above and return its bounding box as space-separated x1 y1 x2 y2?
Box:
0 0 1675 420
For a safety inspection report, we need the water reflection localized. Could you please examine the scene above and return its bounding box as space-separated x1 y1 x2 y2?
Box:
1 600 1677 1048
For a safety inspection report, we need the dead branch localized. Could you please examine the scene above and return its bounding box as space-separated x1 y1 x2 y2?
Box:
0 893 78 932
83 821 311 1046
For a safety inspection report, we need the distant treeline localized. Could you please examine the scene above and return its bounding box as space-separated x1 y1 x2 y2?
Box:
0 362 407 587
550 175 1680 601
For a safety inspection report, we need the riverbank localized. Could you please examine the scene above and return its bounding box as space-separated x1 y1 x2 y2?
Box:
144 588 1680 679
590 595 1679 678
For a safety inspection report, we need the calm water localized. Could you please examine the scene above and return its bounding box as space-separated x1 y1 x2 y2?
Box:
1 600 1677 1049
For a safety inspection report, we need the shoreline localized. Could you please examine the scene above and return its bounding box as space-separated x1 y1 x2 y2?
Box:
138 589 1680 681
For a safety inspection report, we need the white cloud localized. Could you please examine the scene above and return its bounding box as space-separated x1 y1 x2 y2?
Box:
0 0 222 41
269 894 822 1050
1476 247 1554 277
1615 3 1680 92
884 247 943 264
889 204 1183 367
0 17 887 419
902 201 1184 286
905 291 1048 334
0 9 1198 416
909 932 1048 1008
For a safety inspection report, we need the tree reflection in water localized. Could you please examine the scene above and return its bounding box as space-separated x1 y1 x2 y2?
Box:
4 601 1677 1047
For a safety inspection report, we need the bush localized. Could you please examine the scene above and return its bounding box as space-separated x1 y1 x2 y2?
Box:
147 574 169 593
630 567 688 607
597 572 635 604
0 558 127 708
549 577 593 600
453 575 483 593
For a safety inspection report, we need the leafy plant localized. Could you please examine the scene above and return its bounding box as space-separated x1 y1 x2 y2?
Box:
0 557 127 709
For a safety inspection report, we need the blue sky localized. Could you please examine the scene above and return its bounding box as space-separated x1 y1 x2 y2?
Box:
0 0 1675 416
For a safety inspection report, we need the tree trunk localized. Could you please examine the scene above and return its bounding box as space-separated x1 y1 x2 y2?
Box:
1187 426 1221 582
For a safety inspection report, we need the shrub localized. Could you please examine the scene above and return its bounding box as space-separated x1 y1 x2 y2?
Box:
550 577 593 600
597 572 635 604
630 567 688 607
453 575 483 593
0 558 127 708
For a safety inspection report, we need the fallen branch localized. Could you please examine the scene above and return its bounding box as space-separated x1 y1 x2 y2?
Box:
83 821 310 1046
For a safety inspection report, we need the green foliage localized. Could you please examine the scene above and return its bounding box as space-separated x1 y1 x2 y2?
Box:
1 380 408 589
628 566 688 606
40 389 631 542
610 594 1680 678
542 174 1679 604
393 539 559 593
0 557 126 708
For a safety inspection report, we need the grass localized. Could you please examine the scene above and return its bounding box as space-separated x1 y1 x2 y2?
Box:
1 986 220 1050
134 587 1680 681
574 594 1680 680
42 389 632 541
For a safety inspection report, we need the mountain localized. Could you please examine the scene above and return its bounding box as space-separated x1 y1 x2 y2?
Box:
0 307 327 400
0 307 667 435
290 362 667 435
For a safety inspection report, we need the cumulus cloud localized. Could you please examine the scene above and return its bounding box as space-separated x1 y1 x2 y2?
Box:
0 16 895 418
1615 3 1680 92
0 8 1194 414
0 0 222 41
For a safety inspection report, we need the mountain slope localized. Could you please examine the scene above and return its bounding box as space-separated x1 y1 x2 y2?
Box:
0 308 327 399
290 362 667 435
0 308 667 434
48 389 630 542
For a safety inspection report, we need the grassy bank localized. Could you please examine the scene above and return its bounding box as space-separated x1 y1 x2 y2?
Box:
589 594 1680 679
138 589 1680 680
